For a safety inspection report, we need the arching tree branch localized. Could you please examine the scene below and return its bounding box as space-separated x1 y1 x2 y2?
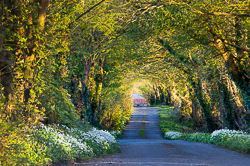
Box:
69 0 106 26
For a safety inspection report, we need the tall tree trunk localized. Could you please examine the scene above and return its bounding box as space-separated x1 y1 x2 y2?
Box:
189 87 200 127
91 58 104 125
191 68 216 132
81 56 92 121
209 27 250 112
165 89 172 105
219 81 237 129
0 0 13 102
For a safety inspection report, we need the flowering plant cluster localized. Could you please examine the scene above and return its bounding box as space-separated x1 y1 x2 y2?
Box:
210 128 245 143
110 131 121 139
32 124 120 164
209 129 250 152
164 131 184 140
166 129 250 153
57 125 118 155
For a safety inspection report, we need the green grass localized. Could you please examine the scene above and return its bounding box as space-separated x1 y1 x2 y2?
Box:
152 104 171 108
140 129 146 137
158 105 250 154
184 133 211 143
158 106 192 134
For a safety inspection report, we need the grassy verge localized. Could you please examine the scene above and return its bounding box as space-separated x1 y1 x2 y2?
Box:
2 124 120 166
158 105 250 154
157 105 192 134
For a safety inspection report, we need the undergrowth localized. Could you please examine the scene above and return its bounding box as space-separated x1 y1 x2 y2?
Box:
158 105 250 154
1 124 120 166
157 106 192 134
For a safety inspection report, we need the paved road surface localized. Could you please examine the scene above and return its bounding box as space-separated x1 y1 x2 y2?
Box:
73 107 250 166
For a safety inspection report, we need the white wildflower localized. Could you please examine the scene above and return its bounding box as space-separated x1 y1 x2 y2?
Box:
165 131 183 140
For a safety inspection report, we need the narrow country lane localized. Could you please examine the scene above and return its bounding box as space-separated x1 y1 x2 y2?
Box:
73 107 250 166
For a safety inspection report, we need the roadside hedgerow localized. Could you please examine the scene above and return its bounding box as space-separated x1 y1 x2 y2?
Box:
210 129 245 144
34 124 95 162
2 124 120 166
110 131 121 139
185 132 211 143
209 129 250 153
164 128 250 153
3 133 51 166
33 124 120 162
158 105 250 153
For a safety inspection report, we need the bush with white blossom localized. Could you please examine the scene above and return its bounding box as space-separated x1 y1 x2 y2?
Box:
33 124 120 163
164 131 184 140
59 125 118 155
210 128 245 144
165 128 250 153
209 129 250 152
110 130 121 139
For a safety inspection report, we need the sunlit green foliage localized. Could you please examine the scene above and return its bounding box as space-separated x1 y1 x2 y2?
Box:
130 0 250 133
0 0 133 164
1 0 250 164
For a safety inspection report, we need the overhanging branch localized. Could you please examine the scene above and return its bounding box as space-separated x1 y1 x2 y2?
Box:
69 0 106 26
207 27 250 53
173 2 250 18
194 10 250 17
